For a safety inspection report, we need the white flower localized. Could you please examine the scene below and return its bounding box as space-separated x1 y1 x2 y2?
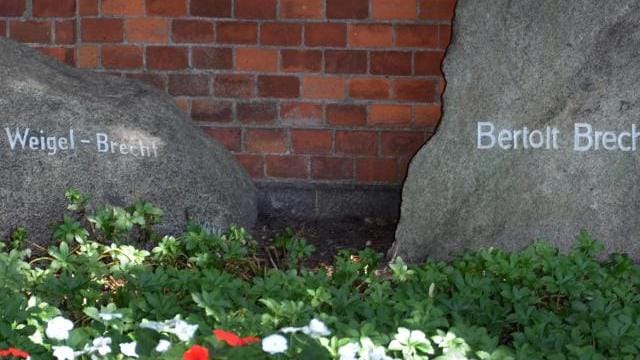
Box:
139 320 166 332
171 318 198 342
262 334 288 354
91 337 112 356
46 316 74 341
98 312 123 321
52 346 76 360
360 338 392 360
119 341 138 358
280 326 306 334
338 342 360 360
155 340 171 353
307 319 331 337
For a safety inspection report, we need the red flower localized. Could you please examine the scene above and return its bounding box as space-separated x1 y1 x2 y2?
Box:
183 345 209 360
0 348 30 359
213 329 260 347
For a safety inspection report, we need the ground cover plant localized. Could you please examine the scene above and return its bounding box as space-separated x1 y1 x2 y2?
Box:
1 190 640 359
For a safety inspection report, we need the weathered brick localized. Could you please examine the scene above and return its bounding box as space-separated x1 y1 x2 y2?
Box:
214 74 254 98
126 73 166 90
235 48 277 72
238 102 278 124
336 131 377 156
281 50 322 72
82 18 123 43
125 18 169 43
168 74 210 96
191 99 233 123
261 23 302 46
235 154 264 178
258 75 300 99
348 24 393 48
305 23 346 47
372 0 417 19
76 45 99 68
244 129 287 153
396 25 439 47
394 79 437 102
291 130 332 154
415 51 444 75
102 45 143 69
381 131 425 155
326 0 368 19
420 0 456 21
280 0 322 19
440 24 452 48
36 47 75 66
192 47 233 69
216 22 257 44
369 104 412 127
33 0 75 17
349 78 390 99
146 46 188 70
281 102 323 126
325 50 367 74
55 20 75 45
327 104 367 126
0 0 25 16
236 0 276 19
78 0 98 15
190 0 232 17
146 0 187 16
0 21 7 37
172 19 214 43
302 76 346 100
174 97 189 113
311 157 353 180
371 51 412 75
266 155 308 178
10 21 51 43
414 104 441 127
202 127 241 151
356 158 398 183
102 0 144 15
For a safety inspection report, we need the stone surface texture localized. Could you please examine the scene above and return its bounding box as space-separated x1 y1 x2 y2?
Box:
392 0 640 262
0 38 257 243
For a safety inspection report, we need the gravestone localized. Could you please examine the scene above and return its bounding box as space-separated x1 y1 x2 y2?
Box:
0 38 257 244
392 0 640 262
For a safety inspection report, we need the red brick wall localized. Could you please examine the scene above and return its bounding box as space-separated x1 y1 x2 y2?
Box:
0 0 455 185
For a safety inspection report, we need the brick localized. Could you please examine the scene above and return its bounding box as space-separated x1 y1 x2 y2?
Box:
192 47 233 69
146 46 188 70
245 129 287 153
336 131 377 156
356 158 398 183
369 104 412 127
10 21 51 43
202 127 241 152
258 75 300 98
174 97 189 113
261 23 302 46
281 102 323 126
0 0 25 16
216 22 257 44
191 99 233 123
348 24 393 48
349 78 390 99
303 76 345 100
55 20 75 45
325 50 367 74
235 48 277 72
102 45 143 69
311 157 353 180
415 51 444 75
420 0 456 21
394 79 437 102
237 102 277 124
305 23 346 47
266 155 308 178
281 50 322 72
381 131 425 155
0 21 6 37
372 0 417 19
33 0 74 17
172 19 214 43
146 0 187 16
214 74 254 98
168 75 210 96
76 45 99 68
82 19 123 43
36 47 74 66
326 0 368 19
126 73 166 90
415 104 441 127
280 0 322 19
78 0 98 15
235 154 264 178
440 24 452 48
190 0 231 17
102 0 144 15
236 0 276 19
291 130 332 154
125 18 169 43
396 25 438 47
371 51 412 75
327 104 367 126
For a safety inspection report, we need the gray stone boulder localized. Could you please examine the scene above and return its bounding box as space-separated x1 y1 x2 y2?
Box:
0 38 257 244
392 0 640 262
